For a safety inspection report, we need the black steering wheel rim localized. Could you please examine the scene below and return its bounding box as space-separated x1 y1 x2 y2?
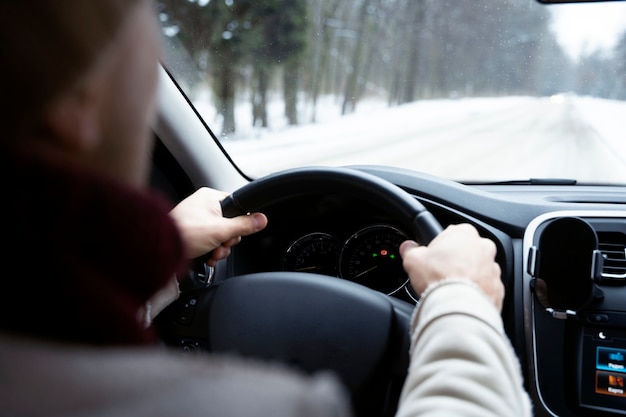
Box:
221 166 443 245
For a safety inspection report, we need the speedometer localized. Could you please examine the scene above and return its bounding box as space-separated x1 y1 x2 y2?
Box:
339 225 409 295
282 232 341 276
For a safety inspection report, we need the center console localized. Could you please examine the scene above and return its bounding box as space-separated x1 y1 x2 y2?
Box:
524 211 626 417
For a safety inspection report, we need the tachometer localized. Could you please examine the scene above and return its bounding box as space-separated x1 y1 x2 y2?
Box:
339 225 409 295
282 232 341 276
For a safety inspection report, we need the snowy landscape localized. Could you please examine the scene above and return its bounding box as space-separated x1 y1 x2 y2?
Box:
194 95 626 185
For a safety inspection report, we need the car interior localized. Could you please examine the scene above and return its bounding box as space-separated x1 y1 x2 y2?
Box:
149 0 626 416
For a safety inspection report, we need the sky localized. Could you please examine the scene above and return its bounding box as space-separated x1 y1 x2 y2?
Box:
550 2 626 58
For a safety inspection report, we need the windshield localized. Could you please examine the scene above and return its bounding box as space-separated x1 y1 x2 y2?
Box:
156 0 626 185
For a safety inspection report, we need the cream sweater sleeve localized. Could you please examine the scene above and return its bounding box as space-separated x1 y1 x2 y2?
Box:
395 279 533 417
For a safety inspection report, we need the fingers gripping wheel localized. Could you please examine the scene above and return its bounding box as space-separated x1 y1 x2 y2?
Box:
221 166 443 244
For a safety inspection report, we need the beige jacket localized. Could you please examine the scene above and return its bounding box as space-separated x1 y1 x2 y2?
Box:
0 280 531 417
0 335 351 417
396 279 533 417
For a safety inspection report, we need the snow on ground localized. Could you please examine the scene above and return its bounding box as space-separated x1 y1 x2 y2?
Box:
573 96 626 160
192 93 626 184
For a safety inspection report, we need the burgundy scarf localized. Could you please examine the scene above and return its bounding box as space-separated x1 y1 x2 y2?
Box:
0 148 188 345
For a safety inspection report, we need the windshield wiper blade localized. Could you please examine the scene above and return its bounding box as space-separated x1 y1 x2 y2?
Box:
481 178 578 185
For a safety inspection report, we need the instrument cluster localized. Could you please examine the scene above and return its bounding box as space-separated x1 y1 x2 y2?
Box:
281 224 418 303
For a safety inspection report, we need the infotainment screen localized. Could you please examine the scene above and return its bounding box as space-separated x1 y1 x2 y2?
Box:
578 325 626 414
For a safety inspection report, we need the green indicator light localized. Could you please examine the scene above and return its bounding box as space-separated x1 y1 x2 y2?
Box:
390 254 395 259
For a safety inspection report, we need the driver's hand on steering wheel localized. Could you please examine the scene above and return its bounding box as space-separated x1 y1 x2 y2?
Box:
169 187 268 266
399 223 504 311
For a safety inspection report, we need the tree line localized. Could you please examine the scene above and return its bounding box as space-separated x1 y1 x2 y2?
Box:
155 0 626 136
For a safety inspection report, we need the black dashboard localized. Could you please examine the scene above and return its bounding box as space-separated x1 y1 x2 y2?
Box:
152 149 626 417
215 165 626 417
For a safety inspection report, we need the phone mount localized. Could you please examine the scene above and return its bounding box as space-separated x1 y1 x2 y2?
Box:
528 216 605 318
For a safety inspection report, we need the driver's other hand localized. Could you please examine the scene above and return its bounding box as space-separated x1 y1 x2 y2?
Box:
169 187 268 264
399 223 503 311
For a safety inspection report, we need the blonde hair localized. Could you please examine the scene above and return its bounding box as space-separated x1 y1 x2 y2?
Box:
0 0 142 136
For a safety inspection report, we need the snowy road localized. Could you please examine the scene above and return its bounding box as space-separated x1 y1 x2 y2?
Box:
221 95 626 183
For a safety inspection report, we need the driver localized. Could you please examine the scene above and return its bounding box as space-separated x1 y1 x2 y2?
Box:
0 1 531 416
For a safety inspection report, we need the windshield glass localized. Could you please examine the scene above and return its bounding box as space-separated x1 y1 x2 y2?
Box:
156 0 626 185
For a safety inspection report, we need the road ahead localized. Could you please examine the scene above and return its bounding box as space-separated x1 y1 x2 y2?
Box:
224 96 626 184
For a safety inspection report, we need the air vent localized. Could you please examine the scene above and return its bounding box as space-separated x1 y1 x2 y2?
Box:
598 232 626 280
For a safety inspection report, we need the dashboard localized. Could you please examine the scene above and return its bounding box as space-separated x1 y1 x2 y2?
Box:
153 147 626 417
211 166 626 417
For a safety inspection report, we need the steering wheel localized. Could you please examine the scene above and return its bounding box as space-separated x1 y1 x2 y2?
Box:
156 166 443 417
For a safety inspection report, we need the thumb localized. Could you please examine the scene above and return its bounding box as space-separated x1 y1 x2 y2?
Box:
399 240 419 257
226 212 268 238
